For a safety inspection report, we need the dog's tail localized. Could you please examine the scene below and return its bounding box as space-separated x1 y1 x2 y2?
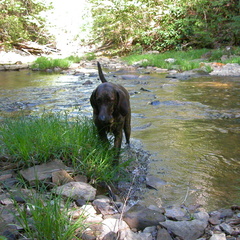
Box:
97 62 107 83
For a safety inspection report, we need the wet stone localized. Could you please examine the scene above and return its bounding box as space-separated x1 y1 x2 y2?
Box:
220 209 234 219
219 222 233 235
165 206 188 221
146 175 167 190
123 204 166 231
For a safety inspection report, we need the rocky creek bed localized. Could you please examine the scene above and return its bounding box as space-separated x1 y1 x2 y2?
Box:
1 52 240 240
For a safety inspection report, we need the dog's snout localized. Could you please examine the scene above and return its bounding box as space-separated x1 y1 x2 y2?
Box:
98 114 113 123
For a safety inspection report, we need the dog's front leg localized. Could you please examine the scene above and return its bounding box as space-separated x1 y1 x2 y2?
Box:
97 127 109 144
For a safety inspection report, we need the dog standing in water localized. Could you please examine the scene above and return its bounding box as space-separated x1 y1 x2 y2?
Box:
90 62 131 159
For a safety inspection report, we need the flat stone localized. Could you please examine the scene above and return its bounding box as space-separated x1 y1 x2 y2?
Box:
52 181 96 201
146 176 167 189
123 204 165 231
159 218 208 240
219 222 233 235
165 206 187 220
20 159 73 184
157 227 173 240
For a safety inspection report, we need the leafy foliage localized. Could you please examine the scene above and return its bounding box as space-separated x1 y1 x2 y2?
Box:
0 0 52 48
89 0 240 53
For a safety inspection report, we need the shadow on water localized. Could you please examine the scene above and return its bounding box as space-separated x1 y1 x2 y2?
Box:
0 68 239 210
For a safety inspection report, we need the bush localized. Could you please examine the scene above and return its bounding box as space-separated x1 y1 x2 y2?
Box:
0 0 52 47
88 0 240 53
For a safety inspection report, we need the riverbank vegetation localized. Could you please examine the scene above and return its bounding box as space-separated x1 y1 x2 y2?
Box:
14 191 86 240
30 47 240 72
0 0 52 49
1 0 240 55
89 0 240 53
123 47 240 71
30 54 95 70
0 113 123 183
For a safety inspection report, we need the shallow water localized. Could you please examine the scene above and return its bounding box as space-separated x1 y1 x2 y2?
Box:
0 68 239 210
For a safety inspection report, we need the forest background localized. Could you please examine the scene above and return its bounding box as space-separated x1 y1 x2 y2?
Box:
0 0 239 54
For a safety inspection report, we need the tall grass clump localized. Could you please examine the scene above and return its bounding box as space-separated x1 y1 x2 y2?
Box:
31 56 71 70
14 192 86 240
0 113 117 182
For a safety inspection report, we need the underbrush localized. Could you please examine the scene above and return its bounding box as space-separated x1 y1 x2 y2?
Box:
122 48 240 71
0 113 122 183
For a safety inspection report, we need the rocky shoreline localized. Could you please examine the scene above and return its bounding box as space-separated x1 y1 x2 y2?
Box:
1 50 240 240
1 158 240 240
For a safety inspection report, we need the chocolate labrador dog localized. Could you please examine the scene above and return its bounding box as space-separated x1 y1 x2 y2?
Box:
90 62 131 157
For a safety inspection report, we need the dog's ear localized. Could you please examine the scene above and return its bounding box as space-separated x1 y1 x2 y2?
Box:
90 89 99 114
116 89 129 116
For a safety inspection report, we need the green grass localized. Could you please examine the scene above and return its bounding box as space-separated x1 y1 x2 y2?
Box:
0 113 121 183
122 48 240 71
31 56 71 70
14 191 86 240
31 55 84 70
31 53 96 70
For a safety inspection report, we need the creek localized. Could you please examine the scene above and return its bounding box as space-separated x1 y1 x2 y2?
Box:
0 67 239 211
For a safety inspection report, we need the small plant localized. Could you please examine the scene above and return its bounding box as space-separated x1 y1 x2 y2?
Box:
14 191 86 240
84 52 96 61
31 56 71 70
66 55 82 63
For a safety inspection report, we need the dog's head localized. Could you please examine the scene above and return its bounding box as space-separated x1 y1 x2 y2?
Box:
90 82 129 123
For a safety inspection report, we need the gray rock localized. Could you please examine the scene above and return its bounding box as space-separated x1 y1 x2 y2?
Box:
123 204 165 230
120 75 139 80
146 176 167 190
92 198 117 215
209 211 221 225
102 231 117 240
157 227 173 240
209 233 226 240
52 181 96 201
194 211 209 223
219 222 233 235
159 218 208 240
165 206 188 220
166 69 209 80
210 63 240 76
219 209 234 219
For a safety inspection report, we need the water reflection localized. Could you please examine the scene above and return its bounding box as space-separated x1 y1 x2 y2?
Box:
0 69 239 210
129 75 240 210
